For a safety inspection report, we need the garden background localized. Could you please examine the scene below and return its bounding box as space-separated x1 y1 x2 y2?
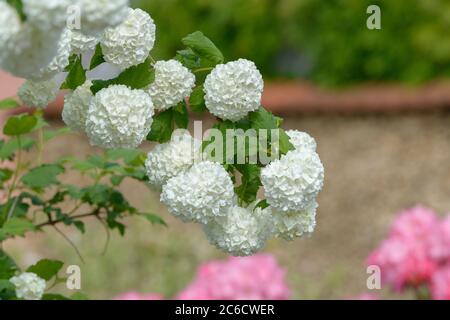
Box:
1 0 450 299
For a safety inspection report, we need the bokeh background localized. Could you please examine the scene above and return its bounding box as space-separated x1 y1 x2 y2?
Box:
2 0 450 299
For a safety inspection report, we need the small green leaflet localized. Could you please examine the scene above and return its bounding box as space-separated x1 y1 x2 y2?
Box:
6 0 26 21
0 218 35 241
173 102 189 129
3 114 38 136
0 98 19 110
189 86 206 112
61 55 86 90
146 109 174 143
26 259 64 281
182 31 224 65
21 164 65 189
234 164 262 204
0 251 18 279
89 44 105 70
141 213 167 227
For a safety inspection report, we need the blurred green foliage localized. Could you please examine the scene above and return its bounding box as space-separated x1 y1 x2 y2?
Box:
133 0 450 86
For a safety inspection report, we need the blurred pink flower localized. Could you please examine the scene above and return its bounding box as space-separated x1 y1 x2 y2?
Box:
389 206 438 240
430 265 450 300
428 216 450 263
115 292 163 300
351 293 380 300
177 254 290 300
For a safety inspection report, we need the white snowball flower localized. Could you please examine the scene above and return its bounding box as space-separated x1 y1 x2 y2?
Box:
0 2 21 49
203 203 272 256
286 130 317 152
204 59 263 122
71 31 99 54
18 78 59 108
10 272 46 300
101 8 156 70
147 60 195 111
23 0 71 31
85 85 154 149
272 201 318 241
145 133 202 190
77 0 130 37
261 149 324 212
161 161 236 224
62 80 93 132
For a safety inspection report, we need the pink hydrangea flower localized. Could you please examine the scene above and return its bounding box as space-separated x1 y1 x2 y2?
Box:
389 206 438 240
177 254 290 300
430 265 450 300
428 216 450 263
350 293 380 300
115 292 163 300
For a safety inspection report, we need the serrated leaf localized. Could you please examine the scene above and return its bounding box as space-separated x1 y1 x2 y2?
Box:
173 102 189 129
27 259 64 281
234 164 262 205
0 218 35 241
21 164 64 189
0 251 18 279
146 109 174 143
0 137 35 160
89 44 105 70
61 55 86 90
3 114 38 136
0 98 19 110
141 213 167 227
248 107 279 130
182 31 224 65
189 86 206 112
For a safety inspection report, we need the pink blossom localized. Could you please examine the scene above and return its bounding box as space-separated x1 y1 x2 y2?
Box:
389 206 438 240
350 293 380 300
428 216 450 263
115 292 163 300
177 254 290 300
430 265 450 300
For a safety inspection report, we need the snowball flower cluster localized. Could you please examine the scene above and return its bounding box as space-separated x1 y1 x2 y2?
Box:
261 149 324 213
272 201 318 241
70 31 99 55
286 130 317 152
367 206 450 297
101 8 156 70
62 80 93 132
204 59 263 122
77 0 130 37
18 78 60 108
9 272 46 300
145 132 202 189
85 85 154 149
161 161 236 224
147 60 196 111
23 0 71 32
203 204 272 256
177 255 290 300
0 2 21 48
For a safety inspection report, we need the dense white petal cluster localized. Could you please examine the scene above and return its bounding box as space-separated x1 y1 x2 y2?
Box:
0 2 21 49
286 130 317 152
101 8 155 70
147 60 195 111
71 31 99 54
10 273 46 300
85 85 154 149
23 0 71 31
77 0 130 37
261 149 324 212
204 59 263 122
272 202 318 241
145 133 202 189
18 78 59 108
203 204 272 256
161 161 236 224
62 80 93 132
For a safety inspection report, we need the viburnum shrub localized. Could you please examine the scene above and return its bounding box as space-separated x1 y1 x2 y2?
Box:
0 0 324 300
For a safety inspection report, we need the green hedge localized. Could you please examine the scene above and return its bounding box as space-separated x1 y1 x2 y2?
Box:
133 0 450 86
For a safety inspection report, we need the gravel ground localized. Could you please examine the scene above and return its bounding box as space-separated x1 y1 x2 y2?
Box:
5 111 450 299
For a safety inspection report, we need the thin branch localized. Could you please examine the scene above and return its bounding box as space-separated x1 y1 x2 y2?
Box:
96 216 111 255
36 210 101 228
52 224 85 264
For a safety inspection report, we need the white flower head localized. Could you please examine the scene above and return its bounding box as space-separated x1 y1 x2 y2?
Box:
204 59 263 122
71 31 99 54
147 60 195 111
77 0 130 37
161 161 236 224
261 149 324 212
23 0 71 32
18 78 60 108
272 201 318 241
286 130 317 152
145 132 203 190
10 272 46 300
101 8 156 70
62 80 93 132
0 2 21 49
85 85 154 149
203 203 272 256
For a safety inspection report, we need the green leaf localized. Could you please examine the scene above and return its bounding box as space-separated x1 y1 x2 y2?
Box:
189 86 206 112
43 127 71 142
254 199 269 211
141 213 167 226
173 102 189 129
234 164 262 205
278 129 295 155
21 164 65 189
3 114 38 136
0 279 14 292
42 293 71 300
146 109 174 143
0 251 18 279
61 55 86 90
6 0 26 21
0 137 34 160
182 31 224 65
248 107 279 130
0 218 35 241
27 259 64 281
91 58 155 94
89 44 105 70
0 98 19 110
176 48 201 69
71 292 89 300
